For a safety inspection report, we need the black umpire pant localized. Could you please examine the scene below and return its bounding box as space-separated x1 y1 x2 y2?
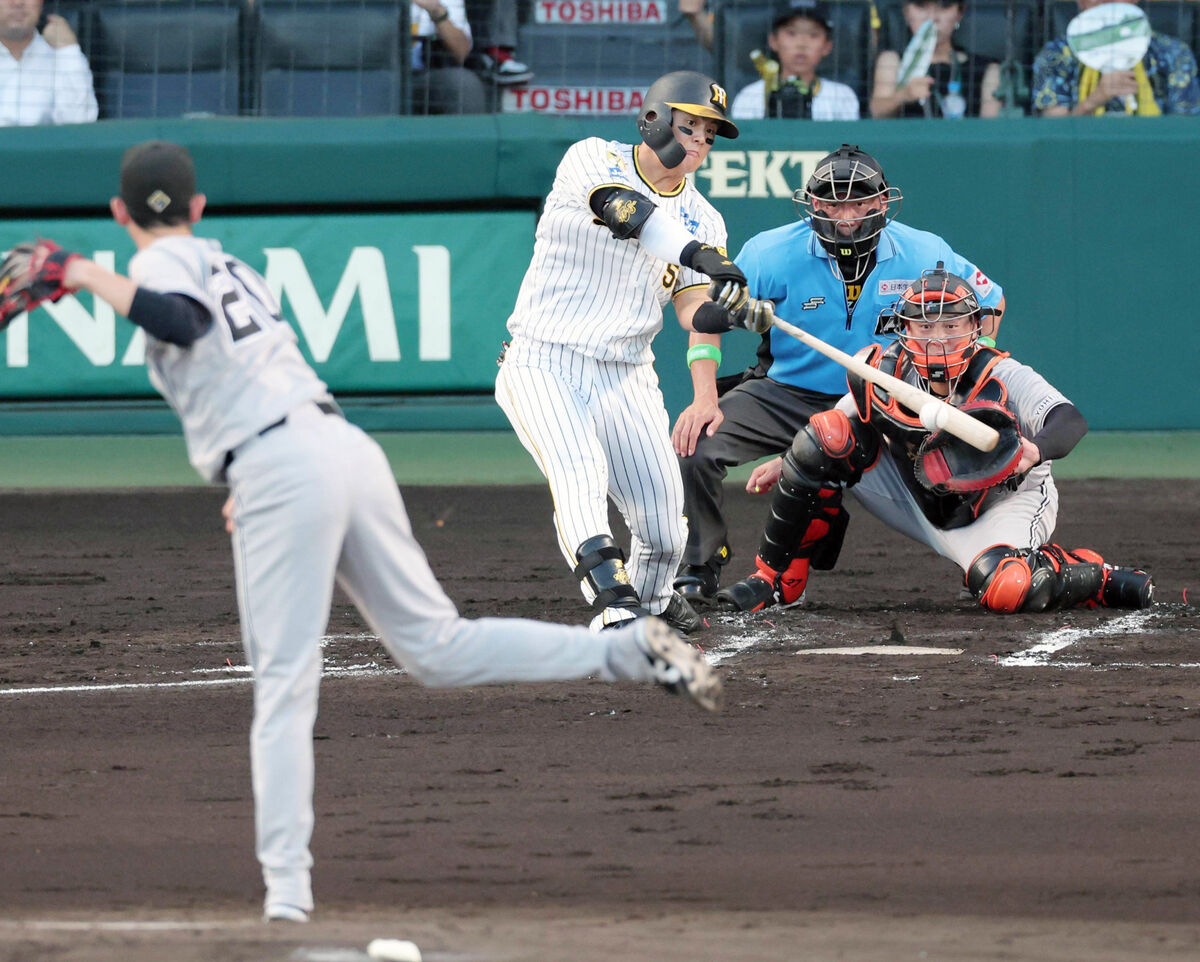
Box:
679 375 842 568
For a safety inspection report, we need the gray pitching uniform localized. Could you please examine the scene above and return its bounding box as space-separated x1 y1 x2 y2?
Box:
131 234 690 916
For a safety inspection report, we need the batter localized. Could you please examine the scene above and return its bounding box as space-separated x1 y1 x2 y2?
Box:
16 139 723 924
496 69 749 634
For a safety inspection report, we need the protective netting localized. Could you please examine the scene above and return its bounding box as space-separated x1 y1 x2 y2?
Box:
11 0 1198 120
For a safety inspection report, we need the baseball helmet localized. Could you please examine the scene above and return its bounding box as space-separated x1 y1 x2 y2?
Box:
638 70 738 169
877 262 992 387
795 144 902 280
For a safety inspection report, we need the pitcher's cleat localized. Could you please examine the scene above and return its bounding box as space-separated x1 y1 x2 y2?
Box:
264 903 309 923
634 616 722 712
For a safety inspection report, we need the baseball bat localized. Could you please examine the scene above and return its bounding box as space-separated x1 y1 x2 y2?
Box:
766 312 1000 452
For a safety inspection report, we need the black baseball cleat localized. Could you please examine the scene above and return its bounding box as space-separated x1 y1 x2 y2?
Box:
659 591 704 634
715 574 776 612
632 616 722 712
674 546 733 606
674 563 719 605
715 573 807 612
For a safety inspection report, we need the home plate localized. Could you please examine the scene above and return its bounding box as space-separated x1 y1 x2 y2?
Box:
798 645 964 656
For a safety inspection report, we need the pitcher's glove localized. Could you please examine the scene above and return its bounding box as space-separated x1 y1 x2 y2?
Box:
0 240 80 330
914 400 1024 494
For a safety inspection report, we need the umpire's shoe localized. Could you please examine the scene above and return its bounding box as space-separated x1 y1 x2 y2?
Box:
673 545 731 606
660 591 704 634
633 616 722 712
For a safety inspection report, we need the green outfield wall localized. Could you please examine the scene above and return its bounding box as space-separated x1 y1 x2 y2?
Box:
1 115 1196 433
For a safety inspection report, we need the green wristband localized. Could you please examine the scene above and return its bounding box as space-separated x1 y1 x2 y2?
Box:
686 344 722 368
977 336 996 349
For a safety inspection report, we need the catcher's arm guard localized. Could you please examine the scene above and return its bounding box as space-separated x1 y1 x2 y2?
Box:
0 240 81 330
914 400 1024 494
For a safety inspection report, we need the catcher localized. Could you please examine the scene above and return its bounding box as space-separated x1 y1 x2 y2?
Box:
716 263 1153 614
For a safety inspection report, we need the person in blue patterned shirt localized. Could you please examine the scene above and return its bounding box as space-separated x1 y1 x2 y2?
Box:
1032 0 1200 116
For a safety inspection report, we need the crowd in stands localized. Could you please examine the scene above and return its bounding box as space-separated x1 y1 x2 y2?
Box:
0 0 1195 125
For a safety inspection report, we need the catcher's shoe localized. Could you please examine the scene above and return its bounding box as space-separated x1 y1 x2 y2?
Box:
716 557 809 612
633 616 722 712
1069 548 1154 609
659 591 704 634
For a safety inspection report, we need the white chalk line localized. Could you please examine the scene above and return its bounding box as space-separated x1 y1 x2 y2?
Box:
0 919 258 933
1 610 1180 696
706 607 1180 671
999 609 1157 666
0 633 405 697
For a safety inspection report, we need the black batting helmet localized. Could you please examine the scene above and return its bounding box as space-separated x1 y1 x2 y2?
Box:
876 262 993 388
796 144 902 281
638 70 738 169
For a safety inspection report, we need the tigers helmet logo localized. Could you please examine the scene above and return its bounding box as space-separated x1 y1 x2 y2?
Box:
710 83 728 110
614 199 638 223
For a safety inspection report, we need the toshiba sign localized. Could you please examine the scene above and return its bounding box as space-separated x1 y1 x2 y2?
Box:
534 1 666 23
502 87 644 114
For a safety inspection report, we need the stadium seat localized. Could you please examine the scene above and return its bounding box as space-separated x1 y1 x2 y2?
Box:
514 22 713 93
90 1 244 119
253 0 408 117
714 0 874 108
1141 1 1198 53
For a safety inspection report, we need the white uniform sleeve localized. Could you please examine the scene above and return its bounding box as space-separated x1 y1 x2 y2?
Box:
555 138 640 213
673 202 728 295
129 243 219 317
49 44 98 125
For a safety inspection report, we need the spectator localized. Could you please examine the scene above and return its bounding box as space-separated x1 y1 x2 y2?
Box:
870 0 1001 118
729 0 860 120
0 0 97 126
476 0 534 86
410 0 488 113
1032 0 1199 115
680 0 715 51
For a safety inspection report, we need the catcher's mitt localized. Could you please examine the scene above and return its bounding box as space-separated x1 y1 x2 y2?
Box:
0 240 80 331
914 400 1024 494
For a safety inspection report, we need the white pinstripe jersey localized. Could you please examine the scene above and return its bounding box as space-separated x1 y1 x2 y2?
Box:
506 137 727 364
130 235 328 482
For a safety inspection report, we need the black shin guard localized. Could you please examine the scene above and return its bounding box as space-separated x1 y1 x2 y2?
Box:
758 454 847 574
574 535 644 613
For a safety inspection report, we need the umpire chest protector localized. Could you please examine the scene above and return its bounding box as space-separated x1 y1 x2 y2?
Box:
848 343 1016 529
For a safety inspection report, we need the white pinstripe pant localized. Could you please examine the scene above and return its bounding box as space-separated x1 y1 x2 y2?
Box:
495 338 688 626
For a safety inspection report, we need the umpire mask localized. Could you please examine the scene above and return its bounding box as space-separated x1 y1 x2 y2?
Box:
796 144 902 282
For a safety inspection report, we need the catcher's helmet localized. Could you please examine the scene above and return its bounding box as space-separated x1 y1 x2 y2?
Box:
638 71 738 169
796 144 902 282
877 262 993 388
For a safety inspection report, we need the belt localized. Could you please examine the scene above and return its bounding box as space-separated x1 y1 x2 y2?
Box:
223 400 342 471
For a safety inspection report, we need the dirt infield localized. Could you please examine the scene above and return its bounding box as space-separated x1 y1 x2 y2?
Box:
1 480 1198 962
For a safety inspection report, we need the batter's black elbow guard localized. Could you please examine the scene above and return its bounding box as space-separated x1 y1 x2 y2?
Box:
589 185 656 240
692 301 735 334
